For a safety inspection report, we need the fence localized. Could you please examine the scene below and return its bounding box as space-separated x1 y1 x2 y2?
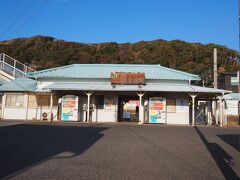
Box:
0 53 35 78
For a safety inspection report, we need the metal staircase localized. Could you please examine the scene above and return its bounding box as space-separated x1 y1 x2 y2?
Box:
0 53 35 79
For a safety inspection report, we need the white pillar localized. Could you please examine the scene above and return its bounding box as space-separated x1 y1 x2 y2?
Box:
190 94 197 126
214 98 219 125
219 96 223 127
137 92 145 124
26 94 29 120
50 93 53 122
206 99 212 125
85 92 93 122
222 99 226 126
208 100 213 125
1 94 6 119
206 101 209 125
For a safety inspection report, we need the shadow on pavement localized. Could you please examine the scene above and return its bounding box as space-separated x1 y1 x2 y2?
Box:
0 123 108 179
194 127 239 180
218 134 240 152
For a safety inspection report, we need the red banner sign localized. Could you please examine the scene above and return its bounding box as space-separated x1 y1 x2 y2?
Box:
111 72 145 85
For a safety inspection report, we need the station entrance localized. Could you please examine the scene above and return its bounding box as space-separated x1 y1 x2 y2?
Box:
118 95 140 122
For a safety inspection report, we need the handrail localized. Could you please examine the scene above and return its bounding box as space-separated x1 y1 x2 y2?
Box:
0 53 36 72
0 61 28 75
0 53 36 78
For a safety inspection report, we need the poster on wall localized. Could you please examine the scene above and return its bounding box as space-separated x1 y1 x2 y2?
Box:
166 99 176 113
61 95 79 121
176 99 188 112
149 97 166 123
105 97 116 111
226 100 239 115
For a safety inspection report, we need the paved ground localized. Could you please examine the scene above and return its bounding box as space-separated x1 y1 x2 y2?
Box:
0 121 239 180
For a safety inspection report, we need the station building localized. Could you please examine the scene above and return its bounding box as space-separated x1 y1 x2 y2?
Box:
0 64 230 126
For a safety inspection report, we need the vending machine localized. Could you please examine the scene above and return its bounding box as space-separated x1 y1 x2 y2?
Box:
148 97 166 123
61 95 79 121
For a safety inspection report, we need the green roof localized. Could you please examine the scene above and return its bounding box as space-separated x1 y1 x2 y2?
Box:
29 64 200 81
0 78 37 92
223 93 240 100
0 79 7 86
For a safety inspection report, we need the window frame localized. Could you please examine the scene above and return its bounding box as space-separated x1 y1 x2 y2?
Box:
5 93 25 108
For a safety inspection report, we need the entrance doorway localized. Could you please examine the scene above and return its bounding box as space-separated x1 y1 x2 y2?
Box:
118 95 139 122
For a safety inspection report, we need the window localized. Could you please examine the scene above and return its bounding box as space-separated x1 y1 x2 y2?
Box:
95 95 104 109
28 94 37 108
38 95 51 108
6 94 24 107
28 94 58 108
28 95 50 108
231 77 238 86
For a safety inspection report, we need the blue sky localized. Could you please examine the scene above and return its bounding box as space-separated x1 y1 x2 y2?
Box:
0 0 238 51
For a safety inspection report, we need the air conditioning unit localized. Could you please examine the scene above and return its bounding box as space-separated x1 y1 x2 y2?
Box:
42 112 52 121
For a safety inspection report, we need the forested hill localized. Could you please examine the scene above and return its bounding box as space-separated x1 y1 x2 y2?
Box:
0 35 239 75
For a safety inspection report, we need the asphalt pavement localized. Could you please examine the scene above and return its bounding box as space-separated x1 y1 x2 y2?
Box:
0 121 239 180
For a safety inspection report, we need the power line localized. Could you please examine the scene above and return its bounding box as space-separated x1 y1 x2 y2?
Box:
0 0 35 39
5 0 49 40
0 0 22 28
238 0 240 53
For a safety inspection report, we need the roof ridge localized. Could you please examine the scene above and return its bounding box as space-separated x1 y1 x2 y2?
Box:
74 63 161 67
29 63 200 81
158 65 199 78
30 64 76 76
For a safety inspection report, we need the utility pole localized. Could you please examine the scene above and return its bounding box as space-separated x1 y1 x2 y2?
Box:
213 48 218 89
239 0 240 54
238 70 240 93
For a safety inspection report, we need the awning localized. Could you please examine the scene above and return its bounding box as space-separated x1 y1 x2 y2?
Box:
223 93 240 100
43 82 230 94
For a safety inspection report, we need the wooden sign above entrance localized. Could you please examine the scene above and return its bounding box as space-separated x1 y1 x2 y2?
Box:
111 72 146 85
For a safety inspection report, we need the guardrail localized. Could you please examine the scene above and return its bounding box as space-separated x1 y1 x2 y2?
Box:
0 53 35 78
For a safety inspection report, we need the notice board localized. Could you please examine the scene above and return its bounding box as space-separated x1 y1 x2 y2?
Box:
166 99 176 113
105 97 116 111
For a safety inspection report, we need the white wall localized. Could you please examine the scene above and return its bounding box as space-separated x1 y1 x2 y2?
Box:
166 99 189 125
3 107 58 121
26 107 58 120
3 108 27 120
37 78 110 90
2 93 58 121
92 95 118 123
